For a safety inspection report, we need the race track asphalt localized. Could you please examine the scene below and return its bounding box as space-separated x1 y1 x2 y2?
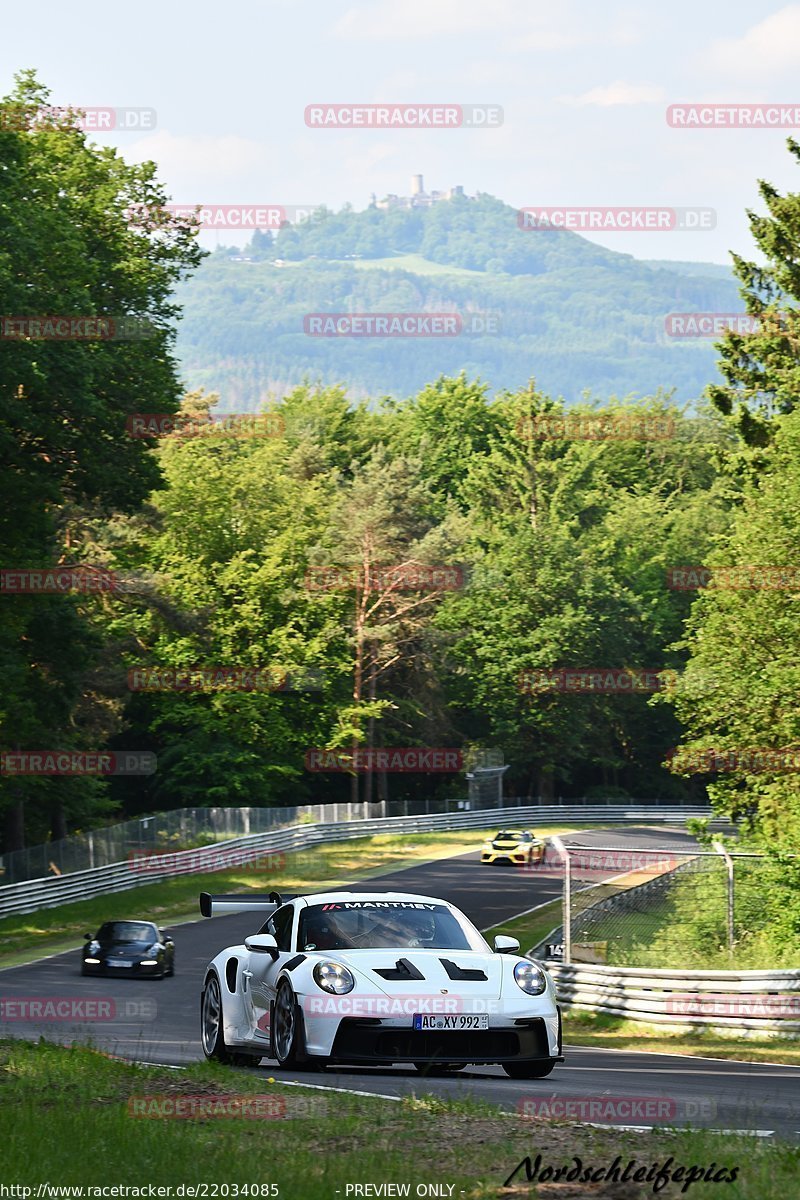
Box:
2 826 798 1138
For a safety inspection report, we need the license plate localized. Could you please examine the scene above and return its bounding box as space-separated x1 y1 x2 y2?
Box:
107 959 133 968
413 1013 489 1031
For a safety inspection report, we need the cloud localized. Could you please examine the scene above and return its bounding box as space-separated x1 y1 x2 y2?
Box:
333 0 594 44
561 82 664 107
124 131 267 181
334 0 505 39
707 5 800 75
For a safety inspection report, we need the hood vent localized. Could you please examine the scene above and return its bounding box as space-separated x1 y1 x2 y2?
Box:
440 958 488 982
374 957 425 981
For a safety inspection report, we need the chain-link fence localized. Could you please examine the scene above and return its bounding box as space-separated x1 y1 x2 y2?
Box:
0 794 685 885
535 841 786 970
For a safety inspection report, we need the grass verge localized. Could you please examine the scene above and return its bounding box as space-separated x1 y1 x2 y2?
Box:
484 899 562 951
0 1039 796 1198
561 1010 800 1067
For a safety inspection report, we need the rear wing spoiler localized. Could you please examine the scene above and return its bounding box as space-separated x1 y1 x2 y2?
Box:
199 891 295 918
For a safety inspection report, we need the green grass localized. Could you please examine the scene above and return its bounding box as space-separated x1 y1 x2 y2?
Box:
342 252 488 277
483 898 563 950
1 1039 797 1197
561 1010 800 1066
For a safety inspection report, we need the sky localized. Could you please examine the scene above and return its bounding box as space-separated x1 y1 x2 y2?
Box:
3 1 800 262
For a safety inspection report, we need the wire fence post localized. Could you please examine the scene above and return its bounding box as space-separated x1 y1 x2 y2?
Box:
712 839 735 955
550 835 571 964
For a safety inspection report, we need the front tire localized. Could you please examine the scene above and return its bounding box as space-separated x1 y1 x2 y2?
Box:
503 1058 558 1079
201 974 259 1067
272 980 323 1071
273 979 302 1067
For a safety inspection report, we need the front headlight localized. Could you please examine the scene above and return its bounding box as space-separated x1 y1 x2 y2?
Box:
145 945 161 959
313 960 355 995
513 962 548 995
88 941 100 955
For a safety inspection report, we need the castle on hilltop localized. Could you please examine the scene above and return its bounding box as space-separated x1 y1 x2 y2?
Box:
370 175 473 211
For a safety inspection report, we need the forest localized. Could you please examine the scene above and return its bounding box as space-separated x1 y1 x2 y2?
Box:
2 75 799 906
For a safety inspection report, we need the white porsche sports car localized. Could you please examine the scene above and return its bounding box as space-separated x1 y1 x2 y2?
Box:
199 889 563 1077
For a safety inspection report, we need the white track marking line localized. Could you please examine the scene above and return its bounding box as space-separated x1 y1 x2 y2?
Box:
581 1122 775 1136
272 1079 403 1101
564 1044 800 1071
99 1055 789 1135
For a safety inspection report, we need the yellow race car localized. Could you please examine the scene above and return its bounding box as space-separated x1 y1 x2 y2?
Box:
481 829 545 866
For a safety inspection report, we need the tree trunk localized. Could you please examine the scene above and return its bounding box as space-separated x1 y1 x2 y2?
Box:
4 795 25 852
537 767 555 803
364 650 376 805
50 802 68 842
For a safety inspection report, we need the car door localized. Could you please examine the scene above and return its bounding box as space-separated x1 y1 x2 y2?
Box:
247 903 296 1042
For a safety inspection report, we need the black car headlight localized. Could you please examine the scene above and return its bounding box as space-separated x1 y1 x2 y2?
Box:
144 945 161 959
312 961 355 995
513 962 548 996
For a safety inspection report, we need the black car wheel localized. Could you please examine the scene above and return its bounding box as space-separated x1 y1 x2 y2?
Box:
166 955 175 977
502 1058 558 1079
272 979 322 1071
201 974 259 1067
273 979 301 1066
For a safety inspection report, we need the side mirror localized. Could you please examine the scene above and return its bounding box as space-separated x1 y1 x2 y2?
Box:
84 933 93 940
159 929 168 940
245 933 279 959
494 935 521 955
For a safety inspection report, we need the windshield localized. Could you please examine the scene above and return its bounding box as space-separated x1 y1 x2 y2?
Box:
494 831 523 840
97 922 156 943
298 902 485 951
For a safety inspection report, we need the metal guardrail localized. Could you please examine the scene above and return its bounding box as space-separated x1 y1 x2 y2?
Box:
0 804 716 918
541 962 800 1034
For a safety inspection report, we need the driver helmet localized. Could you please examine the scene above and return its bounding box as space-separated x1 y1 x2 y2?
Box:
406 910 436 944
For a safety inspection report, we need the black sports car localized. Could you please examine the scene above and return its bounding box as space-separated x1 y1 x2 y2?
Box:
82 920 175 978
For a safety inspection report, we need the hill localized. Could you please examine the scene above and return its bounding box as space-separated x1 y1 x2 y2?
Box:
173 193 739 406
